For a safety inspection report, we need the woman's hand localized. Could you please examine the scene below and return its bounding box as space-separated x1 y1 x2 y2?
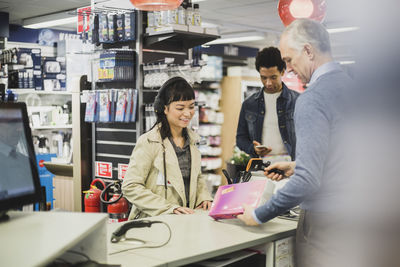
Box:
173 207 194 215
196 201 212 210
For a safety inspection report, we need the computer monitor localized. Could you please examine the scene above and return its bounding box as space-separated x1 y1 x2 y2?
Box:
0 102 42 220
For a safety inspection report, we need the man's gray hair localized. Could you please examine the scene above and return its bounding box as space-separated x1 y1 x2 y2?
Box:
283 19 331 54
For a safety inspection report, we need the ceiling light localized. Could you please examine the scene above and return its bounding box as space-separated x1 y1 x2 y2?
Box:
24 17 76 29
327 27 359 34
23 11 76 29
206 32 265 45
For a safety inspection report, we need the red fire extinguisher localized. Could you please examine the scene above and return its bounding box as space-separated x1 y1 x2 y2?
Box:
100 180 129 223
83 178 106 213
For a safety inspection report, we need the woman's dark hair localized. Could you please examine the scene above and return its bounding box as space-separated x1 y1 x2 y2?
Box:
151 77 195 140
255 47 286 72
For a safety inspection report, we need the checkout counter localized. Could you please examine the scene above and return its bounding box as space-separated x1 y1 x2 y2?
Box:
0 210 296 266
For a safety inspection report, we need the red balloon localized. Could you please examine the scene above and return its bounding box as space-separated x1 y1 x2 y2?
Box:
278 0 326 27
129 0 183 11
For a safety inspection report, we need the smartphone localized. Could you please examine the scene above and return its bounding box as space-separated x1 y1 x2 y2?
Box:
255 145 268 149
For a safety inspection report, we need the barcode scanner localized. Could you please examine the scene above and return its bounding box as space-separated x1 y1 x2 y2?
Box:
111 220 155 243
246 158 285 175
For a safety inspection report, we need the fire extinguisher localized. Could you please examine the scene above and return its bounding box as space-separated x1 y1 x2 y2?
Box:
83 178 106 213
100 180 129 223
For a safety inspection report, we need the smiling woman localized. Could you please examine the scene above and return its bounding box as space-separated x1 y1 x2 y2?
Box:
121 77 213 220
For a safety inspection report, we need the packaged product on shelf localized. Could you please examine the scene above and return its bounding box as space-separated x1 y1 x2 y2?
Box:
144 104 156 131
124 12 136 41
130 89 138 122
193 4 201 26
177 3 186 25
43 79 61 91
124 89 133 122
42 57 66 91
98 52 114 81
85 91 98 122
115 13 125 41
153 11 162 27
159 10 165 26
114 89 128 122
186 3 194 26
13 48 41 70
107 13 116 43
88 14 99 44
24 70 29 88
99 13 109 43
98 90 114 122
27 70 34 88
33 69 42 90
43 58 61 74
110 90 116 122
8 69 23 89
147 11 155 28
4 47 42 89
98 51 135 82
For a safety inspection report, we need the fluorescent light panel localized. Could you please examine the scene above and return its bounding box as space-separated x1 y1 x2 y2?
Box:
23 10 76 29
24 17 76 29
206 32 265 45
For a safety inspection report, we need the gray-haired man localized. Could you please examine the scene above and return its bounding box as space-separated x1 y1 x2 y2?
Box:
238 19 353 266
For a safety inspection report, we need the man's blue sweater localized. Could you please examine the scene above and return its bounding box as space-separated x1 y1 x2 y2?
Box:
254 62 353 223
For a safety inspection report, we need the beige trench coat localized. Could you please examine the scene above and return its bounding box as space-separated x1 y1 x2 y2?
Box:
122 125 212 220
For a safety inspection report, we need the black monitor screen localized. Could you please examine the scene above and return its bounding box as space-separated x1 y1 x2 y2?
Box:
0 102 41 213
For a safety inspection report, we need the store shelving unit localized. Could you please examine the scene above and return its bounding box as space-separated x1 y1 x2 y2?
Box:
88 0 142 182
3 40 93 211
195 81 223 190
87 0 218 194
144 30 219 51
31 125 73 130
11 89 73 95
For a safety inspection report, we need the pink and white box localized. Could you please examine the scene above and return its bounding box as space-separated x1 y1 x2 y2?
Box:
208 180 267 220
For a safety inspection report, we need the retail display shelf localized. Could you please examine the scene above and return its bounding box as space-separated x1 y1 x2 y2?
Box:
95 80 135 84
69 48 135 55
11 89 73 95
144 30 219 51
31 124 73 130
142 89 159 92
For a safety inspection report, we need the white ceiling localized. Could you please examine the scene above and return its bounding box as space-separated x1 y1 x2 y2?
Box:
0 0 357 61
0 0 90 23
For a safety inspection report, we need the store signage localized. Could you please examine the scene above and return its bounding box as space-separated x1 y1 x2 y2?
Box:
224 45 239 56
200 44 258 59
95 161 113 178
77 6 91 33
118 164 129 179
59 32 81 41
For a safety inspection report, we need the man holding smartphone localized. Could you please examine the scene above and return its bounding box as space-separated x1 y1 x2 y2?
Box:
236 47 299 159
